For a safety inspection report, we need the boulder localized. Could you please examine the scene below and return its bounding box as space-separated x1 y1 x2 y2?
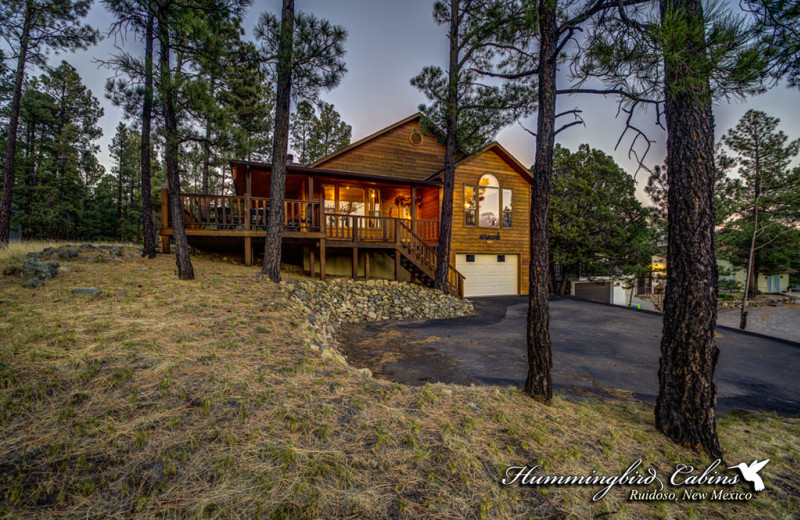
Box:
46 260 60 278
20 258 54 280
57 248 79 259
22 278 44 288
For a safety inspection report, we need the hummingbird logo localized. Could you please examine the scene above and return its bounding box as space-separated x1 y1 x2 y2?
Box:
728 459 770 492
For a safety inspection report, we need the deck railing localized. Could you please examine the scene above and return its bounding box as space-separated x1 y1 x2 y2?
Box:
324 214 439 243
175 192 322 233
169 192 441 241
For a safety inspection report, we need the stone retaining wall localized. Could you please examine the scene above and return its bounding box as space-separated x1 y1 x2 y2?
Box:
283 278 474 368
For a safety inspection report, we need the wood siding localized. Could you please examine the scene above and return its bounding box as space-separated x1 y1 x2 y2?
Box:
450 149 532 295
314 119 446 180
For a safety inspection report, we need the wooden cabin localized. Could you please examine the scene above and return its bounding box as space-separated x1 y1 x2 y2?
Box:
159 113 534 298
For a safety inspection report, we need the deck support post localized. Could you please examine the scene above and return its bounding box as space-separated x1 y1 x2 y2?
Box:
395 250 401 281
352 247 358 279
310 246 316 278
319 239 326 281
160 188 170 254
365 251 370 279
244 236 252 266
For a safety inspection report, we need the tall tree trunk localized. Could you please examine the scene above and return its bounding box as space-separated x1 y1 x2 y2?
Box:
740 199 759 329
141 12 158 258
558 265 570 296
262 0 295 281
435 0 460 294
0 9 31 245
525 0 557 402
655 0 722 458
202 76 214 194
159 16 194 280
117 157 123 240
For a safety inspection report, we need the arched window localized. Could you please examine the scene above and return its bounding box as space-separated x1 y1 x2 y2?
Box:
465 175 512 229
479 174 499 188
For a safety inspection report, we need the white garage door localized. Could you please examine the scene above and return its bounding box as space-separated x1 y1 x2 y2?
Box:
456 254 518 297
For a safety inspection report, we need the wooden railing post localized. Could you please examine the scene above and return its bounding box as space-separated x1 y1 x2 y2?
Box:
319 196 326 235
244 192 251 231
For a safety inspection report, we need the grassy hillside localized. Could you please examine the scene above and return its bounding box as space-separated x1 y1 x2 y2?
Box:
0 247 798 518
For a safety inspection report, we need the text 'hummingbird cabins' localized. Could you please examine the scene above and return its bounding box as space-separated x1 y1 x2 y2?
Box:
160 113 534 298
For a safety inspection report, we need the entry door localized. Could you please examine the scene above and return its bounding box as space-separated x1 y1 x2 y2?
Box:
767 275 780 293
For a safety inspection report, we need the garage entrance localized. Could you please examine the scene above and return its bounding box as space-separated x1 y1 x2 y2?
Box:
573 282 611 303
455 254 518 297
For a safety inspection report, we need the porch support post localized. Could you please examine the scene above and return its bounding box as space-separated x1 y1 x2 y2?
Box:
245 165 251 195
365 250 370 279
352 247 358 279
395 250 401 281
410 185 417 221
310 246 316 278
308 176 314 201
161 235 170 254
244 236 252 266
319 239 326 280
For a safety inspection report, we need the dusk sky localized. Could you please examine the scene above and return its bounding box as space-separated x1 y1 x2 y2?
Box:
57 0 800 199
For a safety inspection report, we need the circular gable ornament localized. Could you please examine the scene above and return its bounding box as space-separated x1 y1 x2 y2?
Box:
409 128 423 146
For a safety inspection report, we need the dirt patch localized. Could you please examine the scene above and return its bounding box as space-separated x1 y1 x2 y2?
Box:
338 323 478 386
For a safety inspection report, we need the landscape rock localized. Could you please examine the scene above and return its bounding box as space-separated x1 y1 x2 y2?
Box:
20 258 54 280
73 288 101 297
22 278 44 288
89 254 106 263
284 277 474 370
3 265 19 276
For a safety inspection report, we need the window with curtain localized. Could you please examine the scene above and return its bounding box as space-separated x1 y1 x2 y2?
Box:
478 174 499 228
465 175 512 229
464 185 477 226
502 188 512 228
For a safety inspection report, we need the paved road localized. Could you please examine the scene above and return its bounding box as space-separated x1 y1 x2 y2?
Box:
718 305 800 343
338 296 800 414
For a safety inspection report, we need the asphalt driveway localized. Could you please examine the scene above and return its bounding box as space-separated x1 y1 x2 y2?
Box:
338 296 800 414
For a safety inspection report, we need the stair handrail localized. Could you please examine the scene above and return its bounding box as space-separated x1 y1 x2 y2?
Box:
397 219 465 298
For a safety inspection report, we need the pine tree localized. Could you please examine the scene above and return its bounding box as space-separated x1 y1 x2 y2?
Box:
308 102 351 161
583 0 766 457
717 110 800 328
289 100 315 164
549 144 657 295
412 0 532 296
255 4 347 282
0 0 98 244
743 0 800 88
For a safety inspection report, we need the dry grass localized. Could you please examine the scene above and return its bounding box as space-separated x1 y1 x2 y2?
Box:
0 247 798 519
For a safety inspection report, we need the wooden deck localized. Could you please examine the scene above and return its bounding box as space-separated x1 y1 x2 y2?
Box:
160 191 464 297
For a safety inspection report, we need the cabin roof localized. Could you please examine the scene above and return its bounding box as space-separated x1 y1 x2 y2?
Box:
426 142 534 185
229 159 443 188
